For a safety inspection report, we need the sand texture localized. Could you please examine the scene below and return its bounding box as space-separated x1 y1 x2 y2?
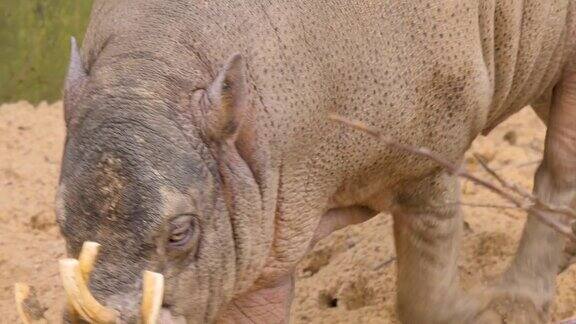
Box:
1 101 575 323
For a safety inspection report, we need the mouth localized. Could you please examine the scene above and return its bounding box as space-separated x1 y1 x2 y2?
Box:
61 241 165 323
15 242 166 324
16 241 186 323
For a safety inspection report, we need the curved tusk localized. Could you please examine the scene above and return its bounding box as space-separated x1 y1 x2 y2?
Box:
141 271 164 324
78 241 101 282
14 283 47 324
66 241 102 323
59 258 119 324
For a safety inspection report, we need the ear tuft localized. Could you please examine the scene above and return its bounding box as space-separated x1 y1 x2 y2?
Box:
64 36 88 125
204 53 248 141
66 37 87 88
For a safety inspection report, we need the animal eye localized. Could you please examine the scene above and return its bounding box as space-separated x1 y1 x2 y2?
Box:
168 215 195 248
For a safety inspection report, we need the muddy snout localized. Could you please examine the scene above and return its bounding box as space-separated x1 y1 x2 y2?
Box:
16 242 164 324
59 241 164 324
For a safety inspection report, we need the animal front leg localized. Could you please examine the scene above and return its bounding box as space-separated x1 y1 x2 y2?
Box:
392 172 487 323
217 206 376 323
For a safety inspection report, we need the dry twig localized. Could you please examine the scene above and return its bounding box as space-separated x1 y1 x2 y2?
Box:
329 114 576 240
439 201 522 211
492 159 541 171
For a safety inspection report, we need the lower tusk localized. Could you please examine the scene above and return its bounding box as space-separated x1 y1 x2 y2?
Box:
60 258 119 324
66 241 101 323
14 283 47 324
141 271 165 324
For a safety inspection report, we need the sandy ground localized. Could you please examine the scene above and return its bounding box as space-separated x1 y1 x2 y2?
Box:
1 101 575 323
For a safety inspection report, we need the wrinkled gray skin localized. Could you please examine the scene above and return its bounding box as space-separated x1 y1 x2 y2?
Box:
58 0 576 323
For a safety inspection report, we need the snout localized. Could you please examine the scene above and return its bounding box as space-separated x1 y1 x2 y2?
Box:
59 242 165 324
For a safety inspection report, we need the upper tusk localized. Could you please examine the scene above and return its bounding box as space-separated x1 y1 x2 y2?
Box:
78 241 101 283
141 271 165 324
60 258 119 324
14 282 48 324
66 241 102 323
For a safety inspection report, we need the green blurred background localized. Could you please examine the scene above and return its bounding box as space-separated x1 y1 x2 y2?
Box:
0 1 93 104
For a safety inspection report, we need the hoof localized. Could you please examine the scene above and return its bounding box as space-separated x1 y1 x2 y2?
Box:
472 288 549 324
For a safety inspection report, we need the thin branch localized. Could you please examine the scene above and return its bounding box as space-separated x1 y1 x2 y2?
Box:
473 153 533 200
473 154 576 219
492 159 541 171
373 256 397 271
329 114 523 207
329 114 576 240
443 202 523 210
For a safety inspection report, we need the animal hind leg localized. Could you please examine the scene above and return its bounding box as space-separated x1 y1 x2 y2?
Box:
483 71 576 322
531 85 576 272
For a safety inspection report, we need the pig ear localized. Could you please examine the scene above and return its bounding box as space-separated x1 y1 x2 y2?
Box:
64 37 88 124
203 53 248 141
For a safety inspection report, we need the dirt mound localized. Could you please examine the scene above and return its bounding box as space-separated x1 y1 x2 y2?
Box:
1 101 575 322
